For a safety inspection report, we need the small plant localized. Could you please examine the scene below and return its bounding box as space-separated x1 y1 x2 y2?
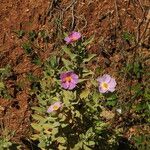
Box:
0 128 21 150
31 32 121 149
0 123 14 150
120 58 149 122
0 137 13 150
14 30 25 39
22 42 33 54
122 31 135 44
28 30 38 41
131 126 150 150
22 42 41 65
0 65 12 99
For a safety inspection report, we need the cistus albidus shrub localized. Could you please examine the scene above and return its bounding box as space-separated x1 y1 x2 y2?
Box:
31 32 119 150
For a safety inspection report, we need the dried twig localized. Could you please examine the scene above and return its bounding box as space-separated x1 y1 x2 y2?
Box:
114 0 122 27
71 4 75 30
140 10 150 42
75 15 88 31
63 0 76 12
137 0 145 12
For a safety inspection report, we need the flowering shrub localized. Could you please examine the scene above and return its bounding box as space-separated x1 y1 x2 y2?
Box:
31 32 120 149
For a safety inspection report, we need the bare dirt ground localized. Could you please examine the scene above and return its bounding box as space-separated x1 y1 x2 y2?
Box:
0 0 150 148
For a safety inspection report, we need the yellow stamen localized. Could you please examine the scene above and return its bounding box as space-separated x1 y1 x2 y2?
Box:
101 82 108 90
65 76 72 82
71 36 78 41
53 105 59 110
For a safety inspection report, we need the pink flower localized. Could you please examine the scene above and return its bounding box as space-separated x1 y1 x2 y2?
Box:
64 31 81 44
60 71 79 90
97 74 117 93
47 102 62 113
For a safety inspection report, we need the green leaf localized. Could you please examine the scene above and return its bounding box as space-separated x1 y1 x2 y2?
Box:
106 100 116 107
53 122 60 127
0 65 12 80
61 123 68 128
62 58 73 70
82 69 94 78
78 79 88 83
51 128 58 135
74 142 83 149
58 144 66 150
29 30 38 41
62 46 77 61
49 56 58 68
22 42 32 54
43 124 52 130
88 141 95 146
39 99 47 106
31 123 43 132
107 95 117 101
14 30 25 38
57 137 66 144
75 110 81 118
59 114 67 122
83 54 96 63
122 32 134 42
83 36 94 46
147 102 150 111
83 144 92 150
90 79 98 87
63 90 74 105
32 114 46 122
106 95 117 106
0 82 5 89
32 56 41 66
31 106 44 113
80 89 90 99
63 32 68 37
31 134 40 140
38 140 46 149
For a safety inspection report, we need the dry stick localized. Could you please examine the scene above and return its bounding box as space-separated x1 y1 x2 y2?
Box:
142 32 150 43
64 0 77 30
2 33 6 44
108 10 113 33
41 0 63 25
135 9 150 50
137 0 145 12
114 0 122 28
127 0 131 7
71 5 75 31
59 0 76 31
136 9 147 44
114 0 122 52
107 10 115 57
140 10 150 43
61 0 77 31
47 0 60 16
75 15 88 32
114 0 119 24
63 0 76 12
140 20 150 44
